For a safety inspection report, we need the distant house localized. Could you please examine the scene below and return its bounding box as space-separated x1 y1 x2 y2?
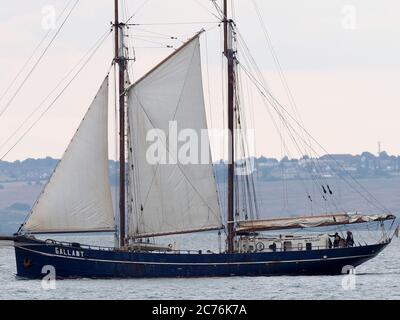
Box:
257 157 278 168
319 154 355 162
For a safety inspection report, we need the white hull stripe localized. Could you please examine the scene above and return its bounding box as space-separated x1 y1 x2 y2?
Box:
16 246 376 266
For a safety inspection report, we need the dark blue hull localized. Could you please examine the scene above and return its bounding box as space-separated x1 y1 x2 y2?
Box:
13 237 389 279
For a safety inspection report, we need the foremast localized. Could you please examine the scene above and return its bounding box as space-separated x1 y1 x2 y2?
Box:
114 0 126 247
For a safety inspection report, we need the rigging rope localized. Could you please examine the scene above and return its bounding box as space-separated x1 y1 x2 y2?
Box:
249 1 324 200
235 29 336 212
0 0 75 107
127 22 219 26
0 0 80 120
130 36 175 47
233 24 363 215
238 62 390 213
190 0 222 21
235 33 328 214
0 29 112 161
131 27 180 40
0 29 112 155
236 24 388 215
125 0 152 24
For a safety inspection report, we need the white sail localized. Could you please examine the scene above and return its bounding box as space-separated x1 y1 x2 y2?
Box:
21 77 115 233
236 213 396 233
127 35 222 238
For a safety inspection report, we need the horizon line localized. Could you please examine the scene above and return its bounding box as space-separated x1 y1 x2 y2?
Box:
1 149 399 163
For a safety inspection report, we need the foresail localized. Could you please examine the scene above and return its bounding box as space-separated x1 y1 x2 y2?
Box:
21 77 115 233
127 35 222 238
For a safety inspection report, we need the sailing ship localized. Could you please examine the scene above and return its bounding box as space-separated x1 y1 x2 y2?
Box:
5 0 397 279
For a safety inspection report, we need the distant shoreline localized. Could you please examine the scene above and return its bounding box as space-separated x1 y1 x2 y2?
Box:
1 151 400 184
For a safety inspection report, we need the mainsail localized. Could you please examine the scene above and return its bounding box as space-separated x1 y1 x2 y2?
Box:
126 35 222 238
21 77 115 233
236 212 396 233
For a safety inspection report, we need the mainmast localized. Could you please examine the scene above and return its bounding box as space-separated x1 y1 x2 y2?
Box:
114 0 126 247
224 0 236 253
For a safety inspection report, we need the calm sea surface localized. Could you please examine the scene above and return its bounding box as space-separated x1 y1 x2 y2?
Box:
0 232 399 300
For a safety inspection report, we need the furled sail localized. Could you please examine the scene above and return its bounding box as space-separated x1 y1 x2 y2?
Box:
21 77 115 233
236 212 396 233
126 34 222 238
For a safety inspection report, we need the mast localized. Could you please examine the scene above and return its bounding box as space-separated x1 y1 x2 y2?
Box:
114 0 126 247
224 0 235 253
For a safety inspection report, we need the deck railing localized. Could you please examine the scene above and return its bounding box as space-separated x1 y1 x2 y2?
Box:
37 237 386 254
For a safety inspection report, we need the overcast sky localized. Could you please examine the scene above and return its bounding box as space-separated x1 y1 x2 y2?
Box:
1 0 400 161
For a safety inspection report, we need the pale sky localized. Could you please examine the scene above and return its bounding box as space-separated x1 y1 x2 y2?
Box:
1 0 400 161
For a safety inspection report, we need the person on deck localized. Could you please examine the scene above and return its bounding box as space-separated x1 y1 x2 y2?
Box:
346 231 354 247
329 232 342 248
339 238 347 248
328 237 333 249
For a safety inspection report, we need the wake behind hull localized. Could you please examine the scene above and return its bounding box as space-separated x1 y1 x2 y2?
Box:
13 237 388 279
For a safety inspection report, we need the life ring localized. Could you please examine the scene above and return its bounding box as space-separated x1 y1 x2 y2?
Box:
255 242 265 252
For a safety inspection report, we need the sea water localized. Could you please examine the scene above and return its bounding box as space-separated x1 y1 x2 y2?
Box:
0 231 399 300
